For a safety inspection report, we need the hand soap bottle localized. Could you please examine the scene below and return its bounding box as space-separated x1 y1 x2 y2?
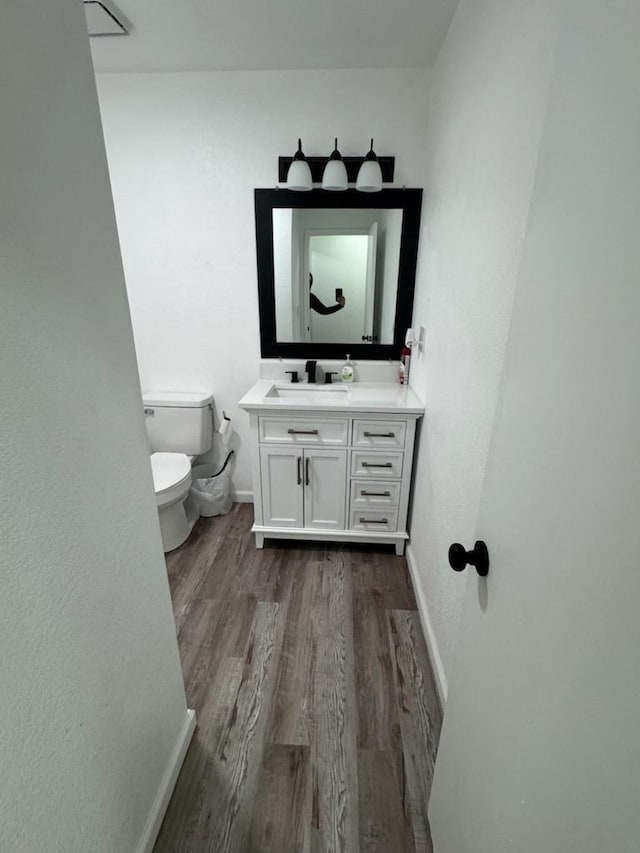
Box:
341 353 355 383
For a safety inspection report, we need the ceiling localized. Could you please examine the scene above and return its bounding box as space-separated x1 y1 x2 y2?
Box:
90 0 459 73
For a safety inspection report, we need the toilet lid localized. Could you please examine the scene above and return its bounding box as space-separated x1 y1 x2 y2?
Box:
150 452 191 495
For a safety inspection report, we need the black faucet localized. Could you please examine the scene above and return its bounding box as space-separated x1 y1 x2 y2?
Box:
305 360 317 384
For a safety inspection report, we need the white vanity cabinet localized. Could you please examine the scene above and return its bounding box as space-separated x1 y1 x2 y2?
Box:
260 446 347 530
239 382 424 556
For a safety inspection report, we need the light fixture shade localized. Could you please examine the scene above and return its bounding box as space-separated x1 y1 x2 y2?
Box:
287 138 313 191
287 159 312 191
356 138 383 192
322 138 348 191
322 159 348 190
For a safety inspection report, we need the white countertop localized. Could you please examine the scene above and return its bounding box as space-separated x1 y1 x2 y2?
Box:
238 380 425 416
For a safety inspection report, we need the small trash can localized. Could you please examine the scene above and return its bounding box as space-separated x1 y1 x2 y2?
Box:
190 451 234 517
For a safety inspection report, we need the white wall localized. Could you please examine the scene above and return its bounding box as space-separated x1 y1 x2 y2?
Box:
95 69 429 495
431 3 640 848
408 0 558 691
0 3 189 851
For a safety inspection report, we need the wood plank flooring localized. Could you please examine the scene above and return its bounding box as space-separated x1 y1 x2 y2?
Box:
154 504 442 853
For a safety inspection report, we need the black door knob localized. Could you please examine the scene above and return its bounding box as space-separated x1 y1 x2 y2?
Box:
448 540 489 577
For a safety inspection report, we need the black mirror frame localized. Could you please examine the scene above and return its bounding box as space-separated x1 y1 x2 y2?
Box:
255 187 423 359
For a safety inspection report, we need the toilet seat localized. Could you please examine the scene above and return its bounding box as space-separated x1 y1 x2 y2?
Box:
150 452 192 508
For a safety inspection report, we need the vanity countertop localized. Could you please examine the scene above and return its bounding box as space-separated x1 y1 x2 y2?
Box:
238 380 425 415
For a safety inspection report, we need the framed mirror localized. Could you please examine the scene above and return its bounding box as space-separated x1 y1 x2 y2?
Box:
255 188 422 359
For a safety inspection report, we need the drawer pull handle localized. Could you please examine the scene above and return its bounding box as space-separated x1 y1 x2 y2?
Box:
363 431 395 438
359 517 389 524
362 462 393 468
361 490 391 497
297 456 302 486
288 428 319 435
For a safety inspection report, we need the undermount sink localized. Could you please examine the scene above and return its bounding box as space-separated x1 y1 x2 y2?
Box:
264 383 349 403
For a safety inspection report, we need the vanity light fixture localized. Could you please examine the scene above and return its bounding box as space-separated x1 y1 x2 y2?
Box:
279 141 395 189
356 139 384 193
286 139 313 191
321 139 349 191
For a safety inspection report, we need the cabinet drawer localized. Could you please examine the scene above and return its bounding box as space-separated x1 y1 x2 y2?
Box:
352 420 407 449
351 451 404 478
259 417 348 445
350 480 401 508
349 509 399 532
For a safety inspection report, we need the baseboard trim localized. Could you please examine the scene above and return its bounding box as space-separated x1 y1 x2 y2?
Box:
405 544 448 705
252 523 407 551
135 708 196 853
233 490 253 503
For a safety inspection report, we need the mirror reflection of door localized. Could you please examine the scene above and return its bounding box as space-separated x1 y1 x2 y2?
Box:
271 206 406 345
304 225 378 344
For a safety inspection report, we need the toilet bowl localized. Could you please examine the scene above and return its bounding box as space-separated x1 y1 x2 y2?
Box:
150 452 193 552
143 390 214 553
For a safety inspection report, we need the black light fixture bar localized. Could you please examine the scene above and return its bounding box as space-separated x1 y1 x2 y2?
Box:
278 155 395 185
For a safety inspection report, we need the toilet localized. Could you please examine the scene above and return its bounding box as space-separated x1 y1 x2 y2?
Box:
143 391 213 552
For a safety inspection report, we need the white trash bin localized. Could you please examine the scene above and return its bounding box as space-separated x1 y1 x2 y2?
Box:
190 452 234 517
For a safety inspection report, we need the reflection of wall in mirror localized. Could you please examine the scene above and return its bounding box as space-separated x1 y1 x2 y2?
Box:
273 208 293 339
378 209 403 344
297 209 399 344
273 207 402 344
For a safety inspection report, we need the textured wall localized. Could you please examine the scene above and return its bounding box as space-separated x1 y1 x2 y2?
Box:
0 2 189 850
95 68 430 495
431 2 640 847
408 0 558 687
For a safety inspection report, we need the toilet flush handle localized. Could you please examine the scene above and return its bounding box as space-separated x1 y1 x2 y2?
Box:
144 408 155 416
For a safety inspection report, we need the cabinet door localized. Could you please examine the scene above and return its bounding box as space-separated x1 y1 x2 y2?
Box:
303 449 347 530
260 448 304 528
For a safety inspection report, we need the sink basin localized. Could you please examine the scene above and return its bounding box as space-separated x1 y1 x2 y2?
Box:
264 384 349 404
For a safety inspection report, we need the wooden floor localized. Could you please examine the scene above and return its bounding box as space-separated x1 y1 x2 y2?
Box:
155 503 442 853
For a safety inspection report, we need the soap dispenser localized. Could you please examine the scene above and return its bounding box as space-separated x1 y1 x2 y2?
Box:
341 353 355 383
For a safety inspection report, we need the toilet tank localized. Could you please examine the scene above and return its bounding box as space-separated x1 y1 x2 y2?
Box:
143 391 213 454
